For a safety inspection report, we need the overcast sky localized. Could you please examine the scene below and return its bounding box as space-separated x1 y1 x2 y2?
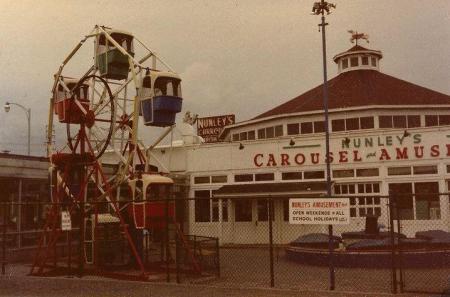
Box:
0 0 449 156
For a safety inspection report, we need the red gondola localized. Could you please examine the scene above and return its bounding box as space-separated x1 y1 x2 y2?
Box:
128 174 175 229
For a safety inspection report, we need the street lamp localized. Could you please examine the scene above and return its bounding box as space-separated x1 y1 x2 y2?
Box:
312 0 336 290
3 101 32 156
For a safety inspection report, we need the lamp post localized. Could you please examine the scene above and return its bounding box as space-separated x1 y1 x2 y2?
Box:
312 0 336 290
4 102 31 156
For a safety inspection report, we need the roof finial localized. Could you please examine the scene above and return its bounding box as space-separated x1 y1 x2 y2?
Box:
347 30 369 46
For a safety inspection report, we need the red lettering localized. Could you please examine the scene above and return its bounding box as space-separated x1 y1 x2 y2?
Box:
414 146 424 158
339 151 348 163
281 154 290 166
446 144 450 156
379 148 391 160
295 153 305 165
353 150 362 162
430 144 440 157
266 153 277 166
311 153 320 164
396 147 408 159
325 152 333 163
254 154 263 167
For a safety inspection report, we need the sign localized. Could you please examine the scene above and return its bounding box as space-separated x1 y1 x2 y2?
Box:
289 198 350 225
61 211 72 231
197 114 235 143
252 132 450 168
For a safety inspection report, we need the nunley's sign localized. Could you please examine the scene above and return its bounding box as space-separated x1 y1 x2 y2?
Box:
197 114 235 143
253 133 450 167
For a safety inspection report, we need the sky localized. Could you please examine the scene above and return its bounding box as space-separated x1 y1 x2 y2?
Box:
0 0 449 156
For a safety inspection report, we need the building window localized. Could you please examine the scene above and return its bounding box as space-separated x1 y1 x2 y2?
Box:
235 174 253 182
212 198 219 222
314 121 325 133
255 173 275 181
211 175 228 183
413 165 438 175
371 57 377 66
335 182 381 218
425 115 438 127
439 115 450 126
356 168 379 177
390 182 440 220
379 116 393 128
266 126 275 138
301 122 313 134
282 172 302 180
222 199 229 222
232 134 239 141
235 199 252 222
393 115 407 128
194 176 210 184
333 169 354 178
248 130 256 140
415 182 440 220
350 57 358 67
388 166 412 176
346 118 359 130
257 200 274 221
361 56 369 65
283 199 289 221
275 125 283 137
407 115 421 128
287 123 299 135
342 59 348 69
331 119 345 132
360 117 374 129
304 170 325 179
257 128 266 139
240 132 248 141
194 190 211 222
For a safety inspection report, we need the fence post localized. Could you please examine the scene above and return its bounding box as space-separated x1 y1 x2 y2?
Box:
215 237 220 278
395 200 404 293
68 229 72 277
2 203 7 275
79 200 85 278
388 196 398 294
175 199 181 284
165 198 170 282
268 198 275 287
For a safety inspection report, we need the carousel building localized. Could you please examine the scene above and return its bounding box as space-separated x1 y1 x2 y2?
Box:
146 43 450 244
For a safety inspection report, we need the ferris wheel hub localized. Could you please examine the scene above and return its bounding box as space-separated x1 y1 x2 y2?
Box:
85 110 95 128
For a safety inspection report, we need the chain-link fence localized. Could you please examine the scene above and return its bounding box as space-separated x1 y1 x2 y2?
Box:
1 195 449 295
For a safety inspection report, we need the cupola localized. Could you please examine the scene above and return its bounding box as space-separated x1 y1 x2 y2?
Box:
333 31 382 74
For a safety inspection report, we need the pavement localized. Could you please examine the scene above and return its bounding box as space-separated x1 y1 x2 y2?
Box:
1 275 448 297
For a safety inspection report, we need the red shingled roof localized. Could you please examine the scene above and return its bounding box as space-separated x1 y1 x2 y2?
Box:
253 70 450 120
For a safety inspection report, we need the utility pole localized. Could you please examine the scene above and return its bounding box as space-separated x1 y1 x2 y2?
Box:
312 0 336 290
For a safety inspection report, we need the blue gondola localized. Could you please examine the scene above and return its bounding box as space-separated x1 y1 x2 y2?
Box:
140 71 183 127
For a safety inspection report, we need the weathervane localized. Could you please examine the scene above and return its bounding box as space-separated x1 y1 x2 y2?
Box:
347 30 369 46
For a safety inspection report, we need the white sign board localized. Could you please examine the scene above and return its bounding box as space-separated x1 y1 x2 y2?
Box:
61 211 72 231
289 198 350 225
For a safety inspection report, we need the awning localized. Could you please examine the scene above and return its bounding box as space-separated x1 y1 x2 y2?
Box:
213 181 329 198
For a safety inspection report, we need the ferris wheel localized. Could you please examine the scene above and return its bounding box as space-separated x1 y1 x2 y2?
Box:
31 25 186 278
48 26 182 176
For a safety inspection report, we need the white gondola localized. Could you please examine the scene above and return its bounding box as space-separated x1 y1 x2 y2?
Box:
96 29 134 80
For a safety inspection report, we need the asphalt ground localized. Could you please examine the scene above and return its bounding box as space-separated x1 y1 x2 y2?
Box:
0 275 447 297
1 247 448 297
